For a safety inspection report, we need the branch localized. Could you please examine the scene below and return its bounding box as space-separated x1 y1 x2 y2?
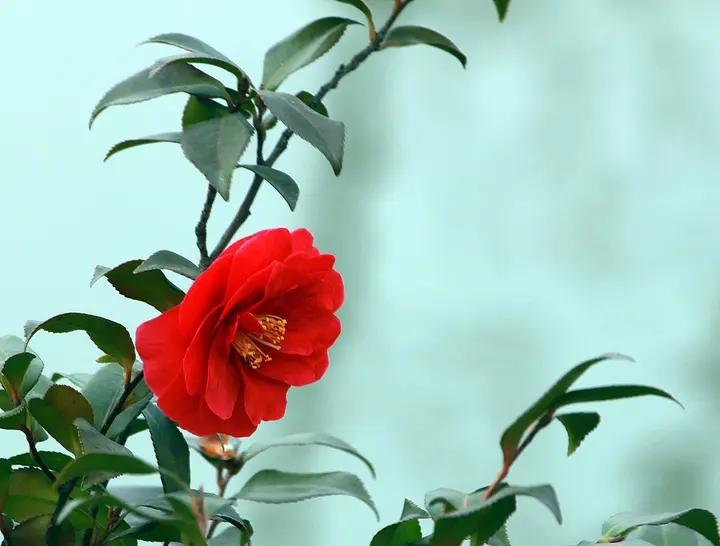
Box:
21 426 54 483
99 371 145 435
208 0 416 262
196 185 218 270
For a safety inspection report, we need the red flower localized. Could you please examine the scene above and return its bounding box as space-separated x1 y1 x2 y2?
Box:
136 228 343 436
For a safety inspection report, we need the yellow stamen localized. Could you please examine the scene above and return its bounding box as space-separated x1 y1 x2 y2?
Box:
232 314 287 369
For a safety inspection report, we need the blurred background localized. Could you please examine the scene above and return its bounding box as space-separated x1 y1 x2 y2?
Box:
1 0 719 544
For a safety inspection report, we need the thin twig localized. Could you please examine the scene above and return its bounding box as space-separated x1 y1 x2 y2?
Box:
208 0 416 262
196 185 218 269
46 479 78 546
21 426 54 483
100 371 145 435
206 467 235 539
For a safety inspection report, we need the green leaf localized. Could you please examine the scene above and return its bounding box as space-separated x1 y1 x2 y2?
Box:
0 458 10 512
556 413 600 456
243 432 374 477
0 399 27 431
630 524 699 546
55 453 156 485
234 469 378 518
28 385 93 454
12 514 74 546
180 97 254 200
383 26 467 68
2 352 43 399
487 526 513 546
602 510 720 546
4 469 57 522
401 498 430 520
104 132 181 161
370 499 428 546
82 364 125 429
429 485 561 546
556 385 682 409
296 90 329 117
25 313 136 372
105 393 152 440
143 403 190 493
262 17 359 91
7 452 73 472
210 527 248 546
492 0 511 21
143 33 241 72
149 54 246 81
91 260 185 312
237 165 299 211
51 372 93 390
90 63 230 127
135 250 201 280
259 90 345 174
500 353 632 465
335 0 374 30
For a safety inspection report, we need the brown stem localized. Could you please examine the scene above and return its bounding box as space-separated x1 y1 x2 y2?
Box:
196 185 218 269
21 426 54 483
208 0 416 262
99 371 145 435
206 467 235 539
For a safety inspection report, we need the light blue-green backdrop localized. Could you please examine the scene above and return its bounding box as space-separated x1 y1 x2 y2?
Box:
2 1 719 544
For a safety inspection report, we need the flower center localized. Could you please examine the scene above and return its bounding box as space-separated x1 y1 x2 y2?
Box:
232 314 287 369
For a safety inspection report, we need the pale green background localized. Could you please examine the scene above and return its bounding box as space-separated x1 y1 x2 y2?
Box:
1 1 719 545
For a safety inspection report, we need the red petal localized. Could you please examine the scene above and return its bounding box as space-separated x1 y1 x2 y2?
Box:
178 252 233 338
278 311 340 356
136 307 186 399
239 366 289 424
204 324 240 420
257 350 330 387
182 305 222 395
290 228 318 254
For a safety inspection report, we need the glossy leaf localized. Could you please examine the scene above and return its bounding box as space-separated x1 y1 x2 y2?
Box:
243 432 374 476
260 90 345 174
56 453 156 484
493 0 511 21
4 469 58 522
144 33 238 66
383 26 467 68
602 509 719 546
0 398 27 431
82 364 125 429
25 313 136 372
91 260 185 312
297 90 329 117
181 97 254 200
336 0 374 31
234 469 378 518
7 451 73 472
104 132 181 161
28 385 93 454
370 499 429 546
556 412 600 456
0 458 10 512
13 514 74 545
2 352 43 399
262 17 359 91
105 392 152 440
143 403 190 493
487 526 513 546
135 250 201 280
51 372 93 390
631 524 699 546
401 498 430 520
556 385 682 409
500 353 632 465
149 53 246 81
238 165 299 211
90 63 229 127
210 527 248 546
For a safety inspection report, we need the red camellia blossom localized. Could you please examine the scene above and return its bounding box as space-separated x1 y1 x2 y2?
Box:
136 228 343 436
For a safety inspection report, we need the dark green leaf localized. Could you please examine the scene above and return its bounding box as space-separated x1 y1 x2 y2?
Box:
91 260 185 312
242 432 374 476
150 54 246 81
135 250 201 280
237 165 299 211
500 353 632 465
25 313 136 372
12 514 74 546
259 90 345 174
51 372 93 389
492 0 511 21
55 453 156 484
371 519 421 546
90 63 230 127
602 510 719 546
0 458 10 512
143 403 190 493
144 33 238 67
262 17 359 91
82 364 125 429
336 0 374 30
556 413 600 456
7 451 73 472
487 526 513 546
0 399 27 431
4 469 57 522
234 469 378 518
104 132 181 161
383 26 467 68
181 97 254 200
2 352 43 399
28 385 93 454
401 498 430 521
296 90 329 117
106 393 152 440
556 385 682 409
209 527 248 546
